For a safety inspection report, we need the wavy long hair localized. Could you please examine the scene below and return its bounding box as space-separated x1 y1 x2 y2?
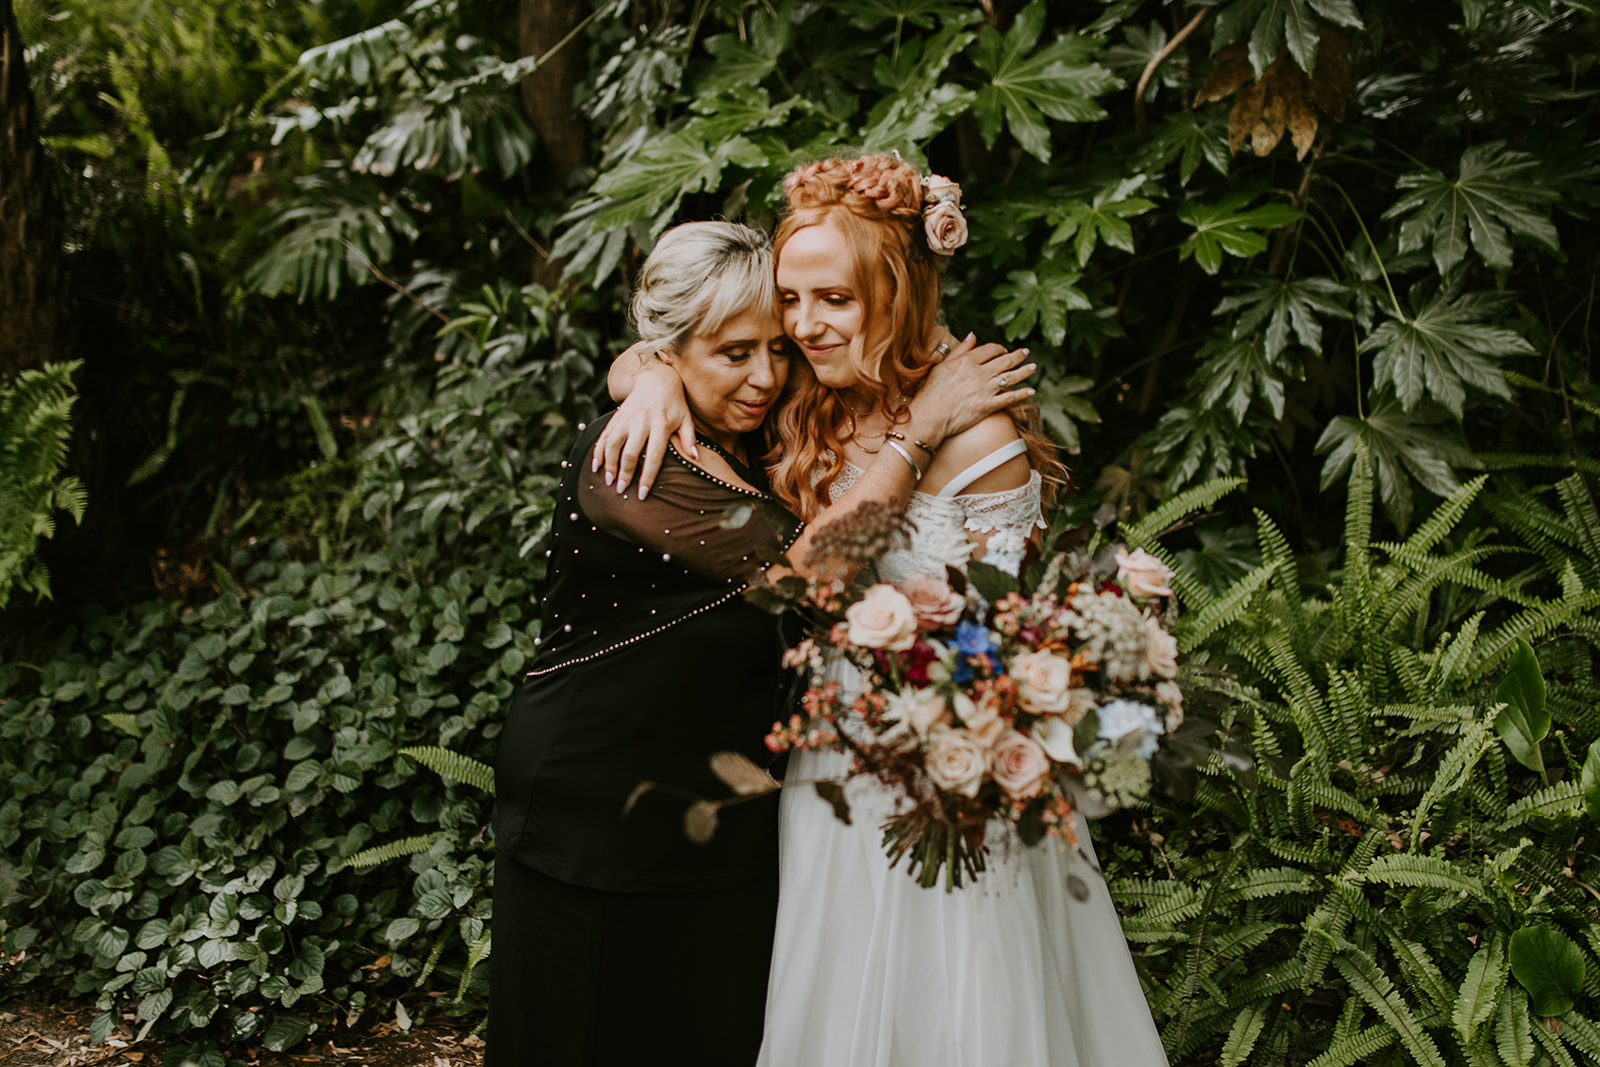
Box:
766 153 1068 520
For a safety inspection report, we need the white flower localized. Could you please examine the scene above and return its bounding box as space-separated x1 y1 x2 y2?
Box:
1095 699 1164 761
983 529 1028 577
845 584 918 650
1030 716 1082 769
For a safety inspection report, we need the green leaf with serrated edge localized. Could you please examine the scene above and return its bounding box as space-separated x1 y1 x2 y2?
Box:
1146 404 1257 489
1220 1000 1268 1066
1498 986 1535 1066
972 1 1119 162
993 267 1091 346
1033 375 1099 453
1215 275 1350 361
1211 0 1364 77
1384 141 1560 274
1454 934 1508 1044
1494 639 1548 774
1193 333 1297 423
1046 179 1155 267
846 0 967 28
1362 288 1530 417
1141 113 1229 184
1314 397 1478 531
1510 927 1586 1018
1177 192 1302 274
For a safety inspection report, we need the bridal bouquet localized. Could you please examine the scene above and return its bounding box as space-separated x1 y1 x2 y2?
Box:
753 502 1202 890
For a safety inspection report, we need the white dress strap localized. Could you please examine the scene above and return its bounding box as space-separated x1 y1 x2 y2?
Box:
937 438 1029 498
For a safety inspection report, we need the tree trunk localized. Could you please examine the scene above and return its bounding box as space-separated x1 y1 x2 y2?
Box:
519 0 589 177
0 0 65 378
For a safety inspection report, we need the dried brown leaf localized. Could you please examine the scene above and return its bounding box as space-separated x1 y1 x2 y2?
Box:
1284 67 1318 160
1310 31 1351 122
622 781 655 816
1194 40 1253 106
1251 60 1290 156
1228 80 1267 155
684 800 720 844
709 751 780 796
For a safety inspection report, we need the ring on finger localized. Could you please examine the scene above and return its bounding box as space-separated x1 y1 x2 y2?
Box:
993 373 1010 388
934 341 951 357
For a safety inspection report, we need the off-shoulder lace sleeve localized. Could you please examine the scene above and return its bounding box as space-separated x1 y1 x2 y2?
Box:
958 470 1048 534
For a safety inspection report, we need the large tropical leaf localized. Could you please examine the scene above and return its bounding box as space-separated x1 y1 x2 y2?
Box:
587 127 768 230
1139 112 1230 184
992 263 1091 346
1146 404 1259 489
1033 374 1100 454
1046 177 1155 267
1177 190 1302 274
1192 332 1300 422
695 6 791 95
1362 288 1531 417
971 0 1120 162
1209 0 1364 77
1215 274 1350 360
1384 141 1561 274
1314 397 1478 530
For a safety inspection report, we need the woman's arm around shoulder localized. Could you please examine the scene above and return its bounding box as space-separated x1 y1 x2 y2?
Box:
919 412 1029 497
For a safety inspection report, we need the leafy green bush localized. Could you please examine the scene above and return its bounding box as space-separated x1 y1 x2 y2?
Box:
1103 449 1600 1065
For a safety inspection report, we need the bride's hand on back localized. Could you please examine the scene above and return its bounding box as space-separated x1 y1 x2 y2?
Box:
908 331 1036 447
591 359 696 500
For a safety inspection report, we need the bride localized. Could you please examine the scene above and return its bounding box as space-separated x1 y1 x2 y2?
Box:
601 153 1169 1067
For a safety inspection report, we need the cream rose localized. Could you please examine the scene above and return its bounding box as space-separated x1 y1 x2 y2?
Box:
1011 650 1072 714
1030 716 1082 768
845 584 918 650
902 574 966 631
924 201 969 257
991 732 1052 800
1062 687 1098 727
925 728 990 797
1145 617 1178 679
924 173 962 207
953 690 1007 749
1115 547 1174 599
1155 680 1184 731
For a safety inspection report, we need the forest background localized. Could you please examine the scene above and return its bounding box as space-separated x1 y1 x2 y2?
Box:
2 0 1599 1064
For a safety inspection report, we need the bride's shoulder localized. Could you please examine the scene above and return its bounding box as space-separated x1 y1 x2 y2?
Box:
920 413 1028 496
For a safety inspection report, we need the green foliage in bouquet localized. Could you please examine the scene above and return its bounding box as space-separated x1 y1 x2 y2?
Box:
1106 443 1600 1066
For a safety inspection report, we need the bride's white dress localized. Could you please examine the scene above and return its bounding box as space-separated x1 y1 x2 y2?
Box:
757 444 1170 1067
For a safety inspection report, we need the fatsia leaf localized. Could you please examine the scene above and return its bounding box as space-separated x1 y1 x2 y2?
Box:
1177 190 1302 274
1509 927 1586 1018
695 6 792 95
1033 375 1099 454
972 1 1120 162
992 265 1091 346
1046 179 1155 267
1384 141 1560 274
1210 0 1364 77
1215 274 1350 360
1139 113 1230 185
846 0 967 29
590 128 767 230
1363 287 1532 416
1313 397 1478 530
1192 332 1299 422
1493 638 1548 775
1146 404 1259 489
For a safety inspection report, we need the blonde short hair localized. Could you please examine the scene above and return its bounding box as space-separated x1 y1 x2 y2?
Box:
629 221 778 352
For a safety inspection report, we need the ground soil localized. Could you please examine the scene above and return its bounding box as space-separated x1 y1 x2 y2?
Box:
0 1000 485 1067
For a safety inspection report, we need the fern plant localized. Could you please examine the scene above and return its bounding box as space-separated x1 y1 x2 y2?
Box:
0 362 87 609
1113 441 1600 1066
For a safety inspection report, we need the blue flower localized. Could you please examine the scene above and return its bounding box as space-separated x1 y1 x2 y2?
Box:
954 621 997 657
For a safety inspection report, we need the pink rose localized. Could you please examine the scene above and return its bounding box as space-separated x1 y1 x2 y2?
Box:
1115 547 1174 599
1010 650 1072 714
991 732 1052 800
1145 617 1178 679
925 728 990 797
846 584 918 650
924 201 968 256
902 574 966 630
953 691 1007 749
924 174 962 207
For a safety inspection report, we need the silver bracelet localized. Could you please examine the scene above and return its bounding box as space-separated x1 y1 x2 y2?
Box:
885 439 922 480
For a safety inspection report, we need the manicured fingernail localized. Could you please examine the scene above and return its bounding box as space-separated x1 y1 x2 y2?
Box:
604 472 613 486
692 445 700 458
591 456 599 472
639 485 650 500
1020 348 1030 356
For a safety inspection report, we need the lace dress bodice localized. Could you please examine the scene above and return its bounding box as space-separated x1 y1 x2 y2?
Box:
832 461 1049 584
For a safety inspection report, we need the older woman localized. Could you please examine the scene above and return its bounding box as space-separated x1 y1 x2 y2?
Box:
489 220 1033 1067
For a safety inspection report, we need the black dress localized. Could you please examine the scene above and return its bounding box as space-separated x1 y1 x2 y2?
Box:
489 413 801 1067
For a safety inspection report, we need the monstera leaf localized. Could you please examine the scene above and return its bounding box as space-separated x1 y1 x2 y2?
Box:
1384 141 1561 274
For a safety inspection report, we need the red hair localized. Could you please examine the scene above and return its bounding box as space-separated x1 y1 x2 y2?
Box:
766 153 1068 520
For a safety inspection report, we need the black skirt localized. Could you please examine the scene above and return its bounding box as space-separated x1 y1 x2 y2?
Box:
486 851 778 1067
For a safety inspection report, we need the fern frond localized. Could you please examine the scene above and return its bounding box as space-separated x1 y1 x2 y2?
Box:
1470 591 1600 683
1495 987 1533 1067
1219 1000 1269 1067
399 745 495 794
1397 474 1488 557
1383 931 1454 1017
1435 613 1486 693
1500 780 1584 829
102 713 142 737
1254 509 1312 639
1231 867 1318 901
344 833 442 869
1176 559 1281 650
1121 476 1246 546
1410 721 1494 847
1453 934 1507 1045
1333 947 1448 1067
1555 474 1600 570
1353 853 1486 899
1306 1024 1398 1067
1534 1019 1580 1067
452 928 492 1004
1557 1010 1600 1059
